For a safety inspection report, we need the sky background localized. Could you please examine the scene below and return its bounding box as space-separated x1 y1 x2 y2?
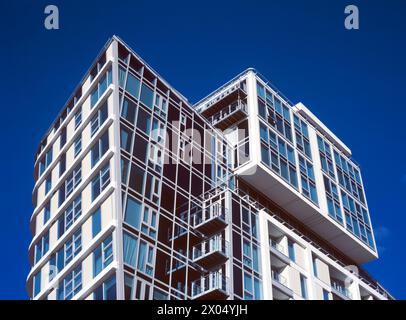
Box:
0 0 405 299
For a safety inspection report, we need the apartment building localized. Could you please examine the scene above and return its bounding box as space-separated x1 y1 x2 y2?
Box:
26 36 392 300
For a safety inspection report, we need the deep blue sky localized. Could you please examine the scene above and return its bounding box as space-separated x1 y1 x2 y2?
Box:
0 0 404 299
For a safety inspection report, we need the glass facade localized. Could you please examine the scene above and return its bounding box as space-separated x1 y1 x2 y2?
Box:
27 37 387 301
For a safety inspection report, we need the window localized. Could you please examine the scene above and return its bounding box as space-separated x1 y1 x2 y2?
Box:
124 196 142 230
43 203 51 224
60 127 67 150
59 153 66 177
94 275 116 300
57 265 82 300
242 239 252 268
39 148 53 176
33 272 41 297
45 175 52 194
299 155 318 204
91 164 110 201
120 126 133 153
74 135 82 157
119 66 126 88
50 229 82 277
91 131 109 167
252 246 260 273
126 73 141 99
153 288 168 300
90 69 112 107
323 289 330 300
74 108 82 129
312 257 318 278
35 231 49 263
58 164 81 206
259 120 298 189
124 274 134 300
141 206 157 239
136 107 151 135
294 115 312 159
154 92 168 117
91 103 108 136
92 207 101 238
300 274 308 299
140 83 154 109
57 195 82 238
137 240 154 276
121 97 137 124
317 135 335 179
123 232 137 267
93 234 113 277
243 273 253 300
288 239 296 262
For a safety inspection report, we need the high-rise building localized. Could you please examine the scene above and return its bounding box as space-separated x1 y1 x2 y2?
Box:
26 36 392 300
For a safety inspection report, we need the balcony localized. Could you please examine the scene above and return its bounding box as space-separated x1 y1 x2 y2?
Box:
191 236 229 270
331 280 352 300
269 239 290 266
191 272 229 300
208 101 248 130
191 203 228 237
271 270 293 300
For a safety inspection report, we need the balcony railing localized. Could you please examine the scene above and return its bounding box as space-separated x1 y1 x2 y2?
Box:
331 281 353 299
191 272 229 299
270 239 286 256
191 236 229 263
191 203 228 230
208 101 248 129
272 270 288 287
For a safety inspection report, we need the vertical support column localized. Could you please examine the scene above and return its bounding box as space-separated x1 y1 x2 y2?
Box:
303 246 316 300
245 70 260 170
110 38 125 300
225 190 233 299
307 121 328 216
258 210 273 300
349 277 361 300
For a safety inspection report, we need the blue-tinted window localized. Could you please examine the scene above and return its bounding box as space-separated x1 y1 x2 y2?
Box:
45 176 52 194
92 208 101 238
300 274 308 299
44 203 51 224
94 275 116 300
126 73 141 98
119 67 126 87
91 165 110 201
91 131 109 167
140 83 154 109
124 197 142 230
254 278 262 299
33 272 41 296
93 235 113 277
288 239 295 262
123 232 137 267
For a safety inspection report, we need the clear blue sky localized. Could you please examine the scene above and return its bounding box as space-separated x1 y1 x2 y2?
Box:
0 0 404 299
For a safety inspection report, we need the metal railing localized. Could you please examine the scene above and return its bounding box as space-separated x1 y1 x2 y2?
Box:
208 101 248 127
332 281 353 300
192 236 229 261
272 270 288 287
191 272 229 298
270 239 286 256
191 202 228 228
